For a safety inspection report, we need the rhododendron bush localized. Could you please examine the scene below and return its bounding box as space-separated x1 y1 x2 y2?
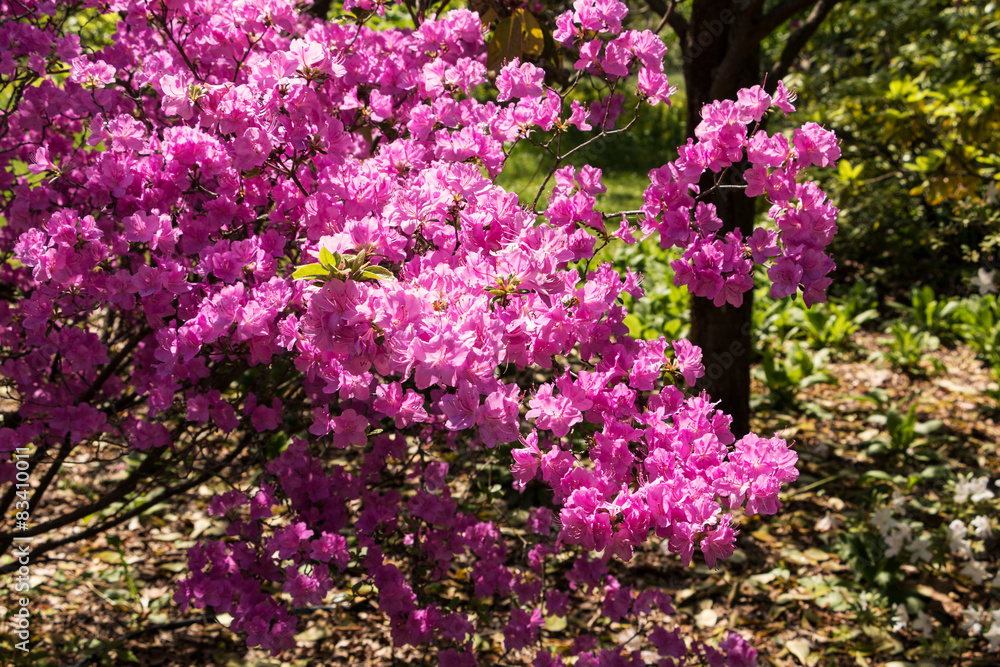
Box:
0 0 841 662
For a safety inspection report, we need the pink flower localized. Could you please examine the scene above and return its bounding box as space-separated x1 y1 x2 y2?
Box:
477 383 520 446
720 631 759 667
68 56 116 88
672 339 705 386
332 409 368 448
496 58 545 102
700 518 737 567
441 382 479 431
767 256 804 299
638 68 673 106
793 122 841 168
650 626 687 658
309 533 349 570
511 432 542 491
250 397 282 431
772 80 797 114
160 74 197 119
526 383 583 437
747 131 788 167
736 85 772 123
268 522 314 559
747 227 780 263
504 607 544 651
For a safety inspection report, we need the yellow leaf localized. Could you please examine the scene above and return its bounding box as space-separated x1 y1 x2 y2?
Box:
520 10 545 58
487 9 545 73
95 550 124 564
544 615 567 632
786 638 812 666
467 0 498 24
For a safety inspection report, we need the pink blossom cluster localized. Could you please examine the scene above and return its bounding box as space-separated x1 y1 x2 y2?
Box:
0 0 839 662
642 86 841 308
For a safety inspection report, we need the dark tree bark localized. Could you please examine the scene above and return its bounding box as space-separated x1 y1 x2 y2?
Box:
683 0 762 438
308 0 334 18
652 0 844 436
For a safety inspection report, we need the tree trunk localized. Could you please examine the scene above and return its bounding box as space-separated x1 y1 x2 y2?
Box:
308 0 333 18
682 1 763 437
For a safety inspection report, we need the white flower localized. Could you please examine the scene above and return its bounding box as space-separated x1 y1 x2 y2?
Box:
885 528 909 558
907 537 932 563
961 605 983 636
961 560 992 585
988 610 1000 651
871 507 897 536
986 622 1000 652
972 267 998 295
949 519 973 558
954 474 995 504
971 515 993 539
912 610 935 637
891 603 909 632
973 479 996 502
815 512 840 532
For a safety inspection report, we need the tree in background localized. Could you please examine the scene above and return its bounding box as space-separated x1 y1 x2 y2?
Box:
793 0 1000 295
642 0 844 435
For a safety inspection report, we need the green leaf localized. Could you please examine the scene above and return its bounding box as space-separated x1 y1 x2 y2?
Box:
360 265 395 281
292 263 330 280
862 470 893 482
319 247 338 269
914 419 943 435
837 160 864 182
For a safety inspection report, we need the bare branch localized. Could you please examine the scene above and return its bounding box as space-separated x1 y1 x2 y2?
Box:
754 0 819 42
647 0 688 39
765 0 844 91
12 446 167 541
0 440 248 577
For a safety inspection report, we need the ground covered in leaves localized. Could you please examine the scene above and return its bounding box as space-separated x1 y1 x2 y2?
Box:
3 331 999 667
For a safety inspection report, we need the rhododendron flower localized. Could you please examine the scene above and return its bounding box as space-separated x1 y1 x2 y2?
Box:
511 432 543 491
504 607 544 650
69 56 116 88
526 383 584 437
496 58 545 102
720 632 758 667
793 122 841 168
700 518 737 567
767 256 804 299
772 80 797 114
672 339 705 386
638 68 673 106
477 383 521 445
650 626 687 658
